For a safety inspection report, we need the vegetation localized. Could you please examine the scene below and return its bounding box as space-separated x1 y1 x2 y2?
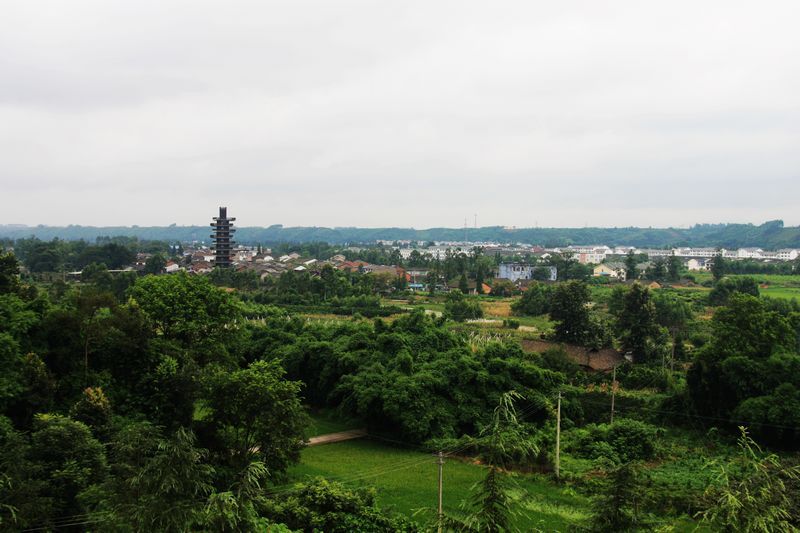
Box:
1 243 800 531
5 219 800 248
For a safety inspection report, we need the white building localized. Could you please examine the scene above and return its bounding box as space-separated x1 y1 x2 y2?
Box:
776 249 799 261
736 248 764 259
685 258 710 271
497 263 557 282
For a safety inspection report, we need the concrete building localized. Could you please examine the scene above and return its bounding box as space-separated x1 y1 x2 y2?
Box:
497 263 557 282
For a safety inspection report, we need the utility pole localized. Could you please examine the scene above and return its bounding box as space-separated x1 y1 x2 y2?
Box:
555 391 561 479
437 451 444 533
610 365 617 424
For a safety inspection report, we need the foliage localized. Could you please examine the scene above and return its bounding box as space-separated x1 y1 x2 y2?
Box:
203 360 308 478
444 291 484 322
699 427 800 532
549 281 592 344
0 252 20 294
511 282 552 316
265 477 417 532
441 393 535 533
70 386 112 437
96 427 214 531
28 414 108 521
569 419 659 463
270 310 561 442
129 272 242 346
687 294 800 447
708 275 760 306
614 283 659 363
589 462 646 532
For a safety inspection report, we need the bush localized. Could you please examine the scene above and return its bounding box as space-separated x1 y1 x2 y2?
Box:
503 319 520 329
614 363 671 391
571 419 659 463
443 292 483 322
264 477 418 532
511 282 552 316
708 276 759 306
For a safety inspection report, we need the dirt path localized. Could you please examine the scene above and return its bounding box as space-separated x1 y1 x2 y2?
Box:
308 429 368 446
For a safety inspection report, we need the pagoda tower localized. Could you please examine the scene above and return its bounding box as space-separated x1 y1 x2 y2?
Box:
210 206 236 268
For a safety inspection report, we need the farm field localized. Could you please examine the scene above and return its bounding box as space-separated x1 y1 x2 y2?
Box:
287 438 590 531
690 272 800 301
286 436 704 531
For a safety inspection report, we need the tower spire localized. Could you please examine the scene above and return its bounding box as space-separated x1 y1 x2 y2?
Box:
210 206 236 268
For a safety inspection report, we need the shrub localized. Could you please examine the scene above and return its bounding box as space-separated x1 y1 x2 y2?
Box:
511 282 552 316
443 292 483 322
571 419 659 463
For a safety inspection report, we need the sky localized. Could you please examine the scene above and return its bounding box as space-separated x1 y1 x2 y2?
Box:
1 1 799 229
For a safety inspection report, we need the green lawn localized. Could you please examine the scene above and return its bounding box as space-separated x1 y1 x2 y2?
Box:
287 439 591 531
760 286 800 301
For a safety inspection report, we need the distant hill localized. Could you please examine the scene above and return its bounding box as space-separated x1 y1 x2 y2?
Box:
1 220 799 249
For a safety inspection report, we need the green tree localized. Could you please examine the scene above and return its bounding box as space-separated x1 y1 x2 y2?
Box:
265 478 417 532
70 387 112 438
511 282 551 316
204 360 308 477
28 414 107 521
129 272 241 346
708 276 759 306
589 462 645 532
444 392 536 533
687 294 799 445
82 262 113 290
615 283 658 363
0 252 20 294
624 251 638 281
443 291 483 322
459 273 469 294
711 253 727 281
667 256 682 281
200 461 272 532
108 427 213 531
549 281 592 344
645 258 667 282
699 427 800 532
143 253 167 275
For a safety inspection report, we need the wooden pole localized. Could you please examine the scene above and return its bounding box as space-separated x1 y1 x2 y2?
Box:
555 391 561 479
610 365 617 424
437 451 444 533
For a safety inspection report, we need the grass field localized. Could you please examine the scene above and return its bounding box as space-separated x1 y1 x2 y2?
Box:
288 438 591 531
689 272 800 301
287 437 705 531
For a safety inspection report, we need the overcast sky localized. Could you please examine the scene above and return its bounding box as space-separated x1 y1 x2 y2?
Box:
1 1 798 229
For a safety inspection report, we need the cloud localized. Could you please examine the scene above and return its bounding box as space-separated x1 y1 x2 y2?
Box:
1 0 798 228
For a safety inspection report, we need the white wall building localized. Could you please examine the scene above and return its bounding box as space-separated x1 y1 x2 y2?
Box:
497 263 557 282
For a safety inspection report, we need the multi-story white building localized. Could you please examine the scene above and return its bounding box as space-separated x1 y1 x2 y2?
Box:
736 248 764 259
776 249 799 261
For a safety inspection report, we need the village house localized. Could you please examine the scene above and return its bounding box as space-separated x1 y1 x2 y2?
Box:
593 262 626 280
685 258 710 271
446 279 492 295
